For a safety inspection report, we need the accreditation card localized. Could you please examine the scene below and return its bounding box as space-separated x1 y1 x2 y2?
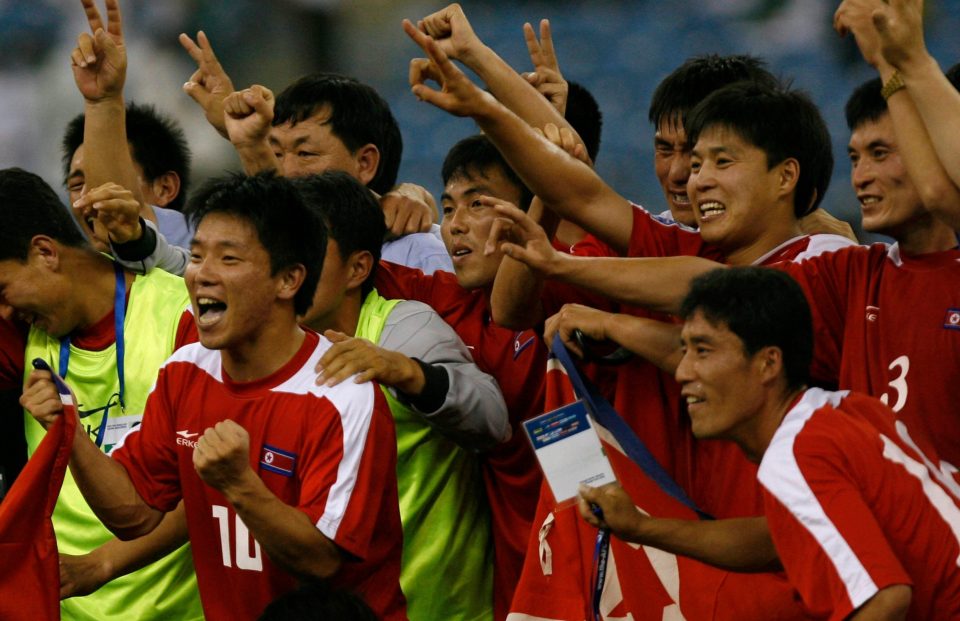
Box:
523 399 616 507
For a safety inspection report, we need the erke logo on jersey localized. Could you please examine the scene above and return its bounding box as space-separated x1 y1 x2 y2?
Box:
176 430 199 449
945 308 960 330
865 306 880 322
260 445 297 477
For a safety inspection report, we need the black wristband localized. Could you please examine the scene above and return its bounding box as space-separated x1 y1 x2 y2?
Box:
405 358 449 414
112 218 157 261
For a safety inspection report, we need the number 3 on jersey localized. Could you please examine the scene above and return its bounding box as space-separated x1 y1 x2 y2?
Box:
879 355 909 413
212 504 263 571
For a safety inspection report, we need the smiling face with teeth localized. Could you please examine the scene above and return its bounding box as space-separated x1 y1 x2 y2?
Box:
654 119 695 227
688 125 800 265
185 212 295 355
848 114 924 238
676 310 775 446
440 165 525 291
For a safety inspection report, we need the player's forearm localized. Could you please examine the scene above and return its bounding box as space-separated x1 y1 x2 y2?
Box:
548 255 723 314
629 516 780 573
69 430 163 540
472 96 630 252
490 200 557 329
849 584 911 620
899 54 960 191
421 360 510 450
111 219 189 276
223 469 342 580
234 141 282 177
83 98 146 207
606 315 683 375
466 43 572 137
82 502 189 586
882 64 960 230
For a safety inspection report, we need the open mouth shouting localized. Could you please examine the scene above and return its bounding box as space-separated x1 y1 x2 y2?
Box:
196 296 227 328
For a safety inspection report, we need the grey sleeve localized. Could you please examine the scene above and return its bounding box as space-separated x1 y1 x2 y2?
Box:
111 219 189 276
379 300 511 451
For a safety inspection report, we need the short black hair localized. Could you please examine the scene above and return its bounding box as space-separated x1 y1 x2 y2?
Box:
257 583 376 621
185 172 326 316
61 102 192 211
680 267 812 391
685 82 833 217
293 171 385 298
565 81 603 162
0 168 88 262
273 73 402 196
847 62 960 131
648 54 778 131
441 134 533 211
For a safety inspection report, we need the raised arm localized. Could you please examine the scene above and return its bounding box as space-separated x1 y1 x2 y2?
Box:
835 0 960 230
578 482 780 572
222 86 282 175
490 201 722 314
404 16 635 252
72 0 144 214
874 0 960 193
179 31 235 140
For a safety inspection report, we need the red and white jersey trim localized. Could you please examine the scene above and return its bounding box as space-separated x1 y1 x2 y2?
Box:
757 388 881 610
754 234 858 266
158 337 377 541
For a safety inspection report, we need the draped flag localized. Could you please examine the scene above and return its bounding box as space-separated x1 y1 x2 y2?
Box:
0 365 78 621
508 338 810 620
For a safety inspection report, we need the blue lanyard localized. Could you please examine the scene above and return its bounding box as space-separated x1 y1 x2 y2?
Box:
58 263 127 447
591 527 610 621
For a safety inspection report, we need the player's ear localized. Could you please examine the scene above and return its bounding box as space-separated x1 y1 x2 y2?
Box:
276 263 307 303
776 158 799 199
353 144 380 188
146 171 181 208
345 250 374 291
30 235 61 272
755 345 785 385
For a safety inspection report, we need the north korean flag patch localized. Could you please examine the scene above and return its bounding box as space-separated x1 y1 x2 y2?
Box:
260 444 296 477
945 309 960 331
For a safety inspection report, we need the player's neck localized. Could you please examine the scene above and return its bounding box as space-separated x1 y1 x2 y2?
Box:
736 385 805 463
894 214 958 256
222 316 306 383
302 290 362 337
71 252 126 331
724 217 802 266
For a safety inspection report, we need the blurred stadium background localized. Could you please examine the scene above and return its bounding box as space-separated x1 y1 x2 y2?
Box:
2 0 959 241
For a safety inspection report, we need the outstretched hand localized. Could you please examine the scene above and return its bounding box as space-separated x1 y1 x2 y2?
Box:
403 19 496 118
180 31 236 139
485 200 565 278
522 19 568 115
834 0 889 70
71 0 126 102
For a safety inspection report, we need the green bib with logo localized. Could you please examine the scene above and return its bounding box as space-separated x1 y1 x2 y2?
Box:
24 267 202 621
356 289 493 621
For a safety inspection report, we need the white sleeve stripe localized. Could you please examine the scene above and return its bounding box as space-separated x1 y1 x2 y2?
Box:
315 380 377 540
758 388 879 610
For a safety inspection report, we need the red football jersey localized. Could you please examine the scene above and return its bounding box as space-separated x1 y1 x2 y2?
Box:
760 388 960 620
112 330 406 621
374 261 545 620
775 243 960 467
